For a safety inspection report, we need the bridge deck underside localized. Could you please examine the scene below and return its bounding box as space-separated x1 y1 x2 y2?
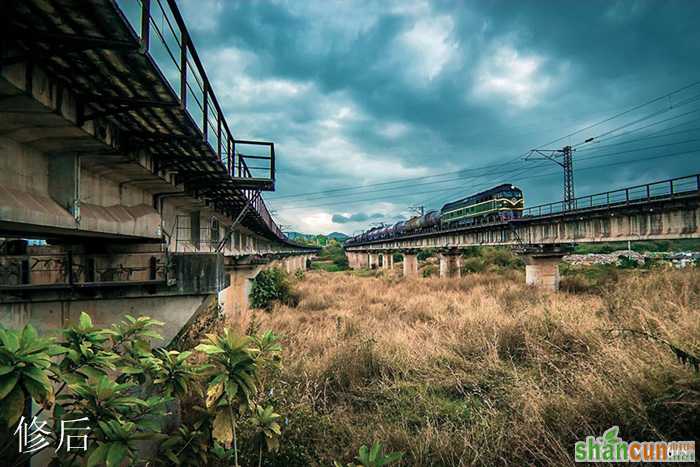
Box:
2 0 277 240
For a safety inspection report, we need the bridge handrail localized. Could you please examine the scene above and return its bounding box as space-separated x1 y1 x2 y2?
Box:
522 173 700 218
114 0 286 240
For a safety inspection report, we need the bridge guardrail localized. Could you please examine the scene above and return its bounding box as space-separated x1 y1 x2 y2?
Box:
114 0 274 184
114 0 287 240
522 174 700 218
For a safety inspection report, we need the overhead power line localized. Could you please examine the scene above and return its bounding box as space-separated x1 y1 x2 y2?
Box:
273 147 700 212
533 79 700 150
267 82 700 203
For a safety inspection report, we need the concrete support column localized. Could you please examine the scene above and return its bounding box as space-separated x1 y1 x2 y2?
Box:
388 253 394 270
48 153 80 219
439 253 461 278
524 255 561 291
403 253 418 276
381 254 389 269
369 253 379 269
349 252 358 269
221 267 258 315
359 252 369 268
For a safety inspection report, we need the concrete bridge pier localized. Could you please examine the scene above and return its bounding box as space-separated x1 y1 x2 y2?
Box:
439 251 461 278
380 253 390 270
369 253 379 269
349 251 369 269
524 254 562 291
402 252 419 276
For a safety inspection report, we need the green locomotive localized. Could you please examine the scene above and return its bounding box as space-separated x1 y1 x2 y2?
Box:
440 184 524 227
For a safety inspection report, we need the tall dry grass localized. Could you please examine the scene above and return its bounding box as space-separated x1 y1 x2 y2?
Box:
227 269 700 466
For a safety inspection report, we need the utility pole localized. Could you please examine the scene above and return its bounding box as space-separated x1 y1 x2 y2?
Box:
525 145 576 210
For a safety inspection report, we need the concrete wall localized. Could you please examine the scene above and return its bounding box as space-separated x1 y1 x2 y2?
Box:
0 294 212 344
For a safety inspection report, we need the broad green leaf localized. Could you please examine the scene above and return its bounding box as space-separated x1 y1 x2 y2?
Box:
106 442 128 467
0 366 14 376
19 324 39 349
0 384 25 426
46 344 69 356
0 373 19 400
22 376 49 403
87 443 110 467
0 329 20 352
22 365 51 389
79 312 93 330
194 344 225 355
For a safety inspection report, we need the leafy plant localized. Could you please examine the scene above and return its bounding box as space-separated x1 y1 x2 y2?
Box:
250 268 292 310
59 312 118 382
0 313 287 467
87 420 151 467
196 329 259 465
334 441 403 467
157 421 212 466
0 324 65 426
152 349 204 398
250 404 282 467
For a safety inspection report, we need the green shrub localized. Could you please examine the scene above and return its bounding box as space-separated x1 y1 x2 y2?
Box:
480 247 524 269
422 264 436 277
0 313 285 467
417 249 435 261
462 256 486 273
250 268 292 310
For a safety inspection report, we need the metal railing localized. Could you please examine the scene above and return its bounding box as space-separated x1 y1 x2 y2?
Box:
522 174 700 218
113 0 286 240
0 252 168 288
114 0 275 182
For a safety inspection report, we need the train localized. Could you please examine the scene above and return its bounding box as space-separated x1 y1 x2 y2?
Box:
345 184 524 245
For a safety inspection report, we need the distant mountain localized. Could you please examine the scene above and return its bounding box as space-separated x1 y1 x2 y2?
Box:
327 232 349 241
285 231 313 241
284 231 349 244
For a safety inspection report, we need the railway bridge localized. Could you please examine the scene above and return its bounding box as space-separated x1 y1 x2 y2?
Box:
345 174 700 291
0 0 316 341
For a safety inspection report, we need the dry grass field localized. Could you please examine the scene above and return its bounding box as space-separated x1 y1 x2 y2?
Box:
228 267 700 466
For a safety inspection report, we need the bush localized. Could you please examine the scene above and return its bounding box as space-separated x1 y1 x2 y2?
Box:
250 268 292 310
462 257 486 273
417 249 435 261
422 264 437 277
318 244 349 270
0 313 286 467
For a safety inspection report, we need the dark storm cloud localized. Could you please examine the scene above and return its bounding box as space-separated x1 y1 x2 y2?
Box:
332 212 385 224
179 0 700 233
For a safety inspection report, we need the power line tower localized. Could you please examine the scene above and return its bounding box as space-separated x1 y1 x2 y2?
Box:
525 145 575 210
408 205 424 216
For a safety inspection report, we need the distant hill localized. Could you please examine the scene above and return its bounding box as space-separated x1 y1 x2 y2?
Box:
327 232 349 241
285 231 314 241
284 231 349 245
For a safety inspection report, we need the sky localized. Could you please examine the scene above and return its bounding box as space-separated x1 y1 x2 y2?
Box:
179 0 700 235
